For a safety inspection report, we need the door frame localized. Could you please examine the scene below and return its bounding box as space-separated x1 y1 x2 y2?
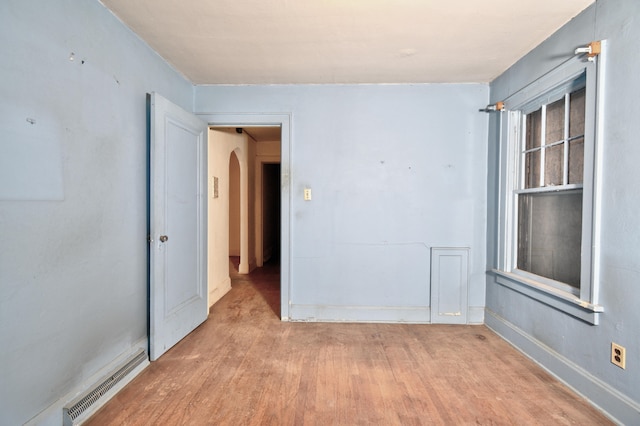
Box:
198 113 291 321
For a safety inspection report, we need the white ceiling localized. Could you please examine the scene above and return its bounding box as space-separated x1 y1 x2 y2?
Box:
101 0 593 85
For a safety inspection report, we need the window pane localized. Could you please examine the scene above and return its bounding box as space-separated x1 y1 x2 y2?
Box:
525 150 541 189
545 144 563 186
526 109 541 150
569 138 584 184
517 190 583 288
545 98 565 144
569 87 586 138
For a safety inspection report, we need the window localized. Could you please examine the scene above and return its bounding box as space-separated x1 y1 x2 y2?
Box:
494 51 604 324
517 82 585 291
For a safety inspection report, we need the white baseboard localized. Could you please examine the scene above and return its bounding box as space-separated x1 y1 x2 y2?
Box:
290 304 485 325
485 309 639 426
290 304 431 323
209 277 231 307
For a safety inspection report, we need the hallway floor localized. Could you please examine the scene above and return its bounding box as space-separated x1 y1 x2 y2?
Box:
86 262 612 425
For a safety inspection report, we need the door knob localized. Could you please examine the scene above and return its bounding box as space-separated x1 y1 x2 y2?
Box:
159 235 168 242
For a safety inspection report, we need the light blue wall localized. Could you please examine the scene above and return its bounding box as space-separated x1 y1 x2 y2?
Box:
0 1 192 424
486 0 640 423
196 84 489 322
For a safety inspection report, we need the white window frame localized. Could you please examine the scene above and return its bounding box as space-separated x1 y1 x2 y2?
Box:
493 46 606 325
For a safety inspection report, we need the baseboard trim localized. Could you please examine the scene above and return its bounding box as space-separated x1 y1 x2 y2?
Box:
290 304 485 324
485 309 640 425
290 304 431 323
209 277 231 308
468 306 485 324
248 257 257 273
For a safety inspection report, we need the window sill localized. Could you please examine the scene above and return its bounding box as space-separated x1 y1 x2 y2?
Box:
491 269 603 325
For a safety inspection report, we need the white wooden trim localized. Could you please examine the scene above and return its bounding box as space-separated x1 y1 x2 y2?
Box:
197 113 292 321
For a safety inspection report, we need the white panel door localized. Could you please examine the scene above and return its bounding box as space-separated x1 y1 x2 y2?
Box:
150 92 208 361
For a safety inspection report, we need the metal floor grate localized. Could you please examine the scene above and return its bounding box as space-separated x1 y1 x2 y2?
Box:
63 349 147 425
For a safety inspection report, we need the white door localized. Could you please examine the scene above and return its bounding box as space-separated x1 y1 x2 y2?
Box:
149 92 208 361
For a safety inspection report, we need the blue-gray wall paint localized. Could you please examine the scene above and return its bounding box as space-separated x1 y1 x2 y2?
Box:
486 0 640 423
0 1 192 424
10 0 634 423
195 84 489 323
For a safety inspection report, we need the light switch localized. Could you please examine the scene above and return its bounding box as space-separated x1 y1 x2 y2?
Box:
304 188 312 201
212 177 219 199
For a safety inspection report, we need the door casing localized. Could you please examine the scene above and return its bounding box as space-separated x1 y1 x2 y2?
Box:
201 113 291 321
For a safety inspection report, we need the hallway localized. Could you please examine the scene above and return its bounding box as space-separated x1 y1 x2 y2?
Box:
86 263 611 425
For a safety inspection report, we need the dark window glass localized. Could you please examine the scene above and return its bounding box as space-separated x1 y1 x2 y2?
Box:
517 190 583 288
545 98 565 144
525 150 541 189
569 138 584 184
526 109 542 150
569 87 586 138
545 144 563 186
518 86 586 288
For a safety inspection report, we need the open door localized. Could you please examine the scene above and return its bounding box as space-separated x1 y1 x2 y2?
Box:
149 92 208 361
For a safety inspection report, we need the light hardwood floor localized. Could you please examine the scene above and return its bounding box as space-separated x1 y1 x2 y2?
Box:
86 261 612 425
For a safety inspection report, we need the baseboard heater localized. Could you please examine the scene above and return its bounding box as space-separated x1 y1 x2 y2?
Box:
63 349 147 425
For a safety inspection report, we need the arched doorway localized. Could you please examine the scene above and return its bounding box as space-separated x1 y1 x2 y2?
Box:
228 150 241 273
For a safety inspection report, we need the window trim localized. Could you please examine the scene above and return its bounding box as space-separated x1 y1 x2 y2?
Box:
493 46 605 325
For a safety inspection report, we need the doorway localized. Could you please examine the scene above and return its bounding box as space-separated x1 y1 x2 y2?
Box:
228 151 241 263
262 163 281 264
201 114 290 321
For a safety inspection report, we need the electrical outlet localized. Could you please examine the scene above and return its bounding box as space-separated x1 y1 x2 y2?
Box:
304 188 312 201
611 343 626 369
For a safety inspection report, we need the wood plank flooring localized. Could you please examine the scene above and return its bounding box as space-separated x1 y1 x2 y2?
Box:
86 261 612 425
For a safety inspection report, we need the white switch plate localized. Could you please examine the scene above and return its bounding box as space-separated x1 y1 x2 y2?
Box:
304 188 312 201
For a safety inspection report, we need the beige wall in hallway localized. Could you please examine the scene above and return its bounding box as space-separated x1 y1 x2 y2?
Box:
229 152 241 256
207 129 255 307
